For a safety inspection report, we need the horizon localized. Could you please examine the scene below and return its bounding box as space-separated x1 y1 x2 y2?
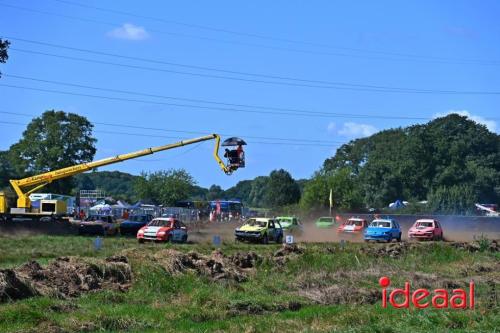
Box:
1 0 499 188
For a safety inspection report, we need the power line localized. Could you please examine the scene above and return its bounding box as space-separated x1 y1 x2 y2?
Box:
38 0 500 65
0 120 340 147
0 82 435 120
1 73 437 119
6 40 500 95
0 110 345 144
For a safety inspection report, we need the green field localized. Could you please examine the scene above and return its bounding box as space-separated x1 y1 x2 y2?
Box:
0 236 498 333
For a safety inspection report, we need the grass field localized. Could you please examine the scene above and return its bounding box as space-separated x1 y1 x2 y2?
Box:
0 235 498 333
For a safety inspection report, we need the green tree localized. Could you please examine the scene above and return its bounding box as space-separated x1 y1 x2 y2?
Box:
247 176 269 207
9 110 96 194
301 168 363 211
0 38 9 77
264 169 301 207
133 169 195 206
206 184 224 200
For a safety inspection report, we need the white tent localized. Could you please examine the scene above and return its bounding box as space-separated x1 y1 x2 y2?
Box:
90 203 112 211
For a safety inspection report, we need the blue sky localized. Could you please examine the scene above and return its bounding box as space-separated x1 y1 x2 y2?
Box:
1 0 499 189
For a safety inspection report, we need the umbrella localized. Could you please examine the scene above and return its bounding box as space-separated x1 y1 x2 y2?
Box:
222 137 247 146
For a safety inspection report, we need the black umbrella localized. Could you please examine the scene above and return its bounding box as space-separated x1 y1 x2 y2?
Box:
222 137 247 146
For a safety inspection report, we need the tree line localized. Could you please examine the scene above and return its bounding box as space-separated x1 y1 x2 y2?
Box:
1 111 498 214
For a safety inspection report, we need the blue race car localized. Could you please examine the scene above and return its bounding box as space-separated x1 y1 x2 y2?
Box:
120 214 153 236
364 219 402 243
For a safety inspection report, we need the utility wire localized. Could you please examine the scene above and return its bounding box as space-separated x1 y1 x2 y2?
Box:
0 82 437 120
0 110 345 144
1 74 437 119
0 120 339 147
6 40 500 94
52 0 500 65
4 1 499 66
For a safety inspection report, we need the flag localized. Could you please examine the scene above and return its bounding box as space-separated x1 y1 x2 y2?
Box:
329 188 333 208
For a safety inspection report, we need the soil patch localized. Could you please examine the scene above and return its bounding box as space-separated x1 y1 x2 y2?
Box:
154 249 262 283
0 256 132 302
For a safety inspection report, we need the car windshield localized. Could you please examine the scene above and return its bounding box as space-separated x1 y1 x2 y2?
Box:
416 221 433 228
347 219 363 226
246 219 267 227
371 221 391 228
129 215 148 222
148 219 171 227
319 217 332 222
277 218 292 223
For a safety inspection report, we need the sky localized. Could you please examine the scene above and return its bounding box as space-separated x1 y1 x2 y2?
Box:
1 0 499 189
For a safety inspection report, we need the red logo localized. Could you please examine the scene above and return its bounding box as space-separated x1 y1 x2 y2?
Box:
379 276 474 309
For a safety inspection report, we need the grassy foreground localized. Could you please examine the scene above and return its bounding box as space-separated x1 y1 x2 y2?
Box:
0 235 498 333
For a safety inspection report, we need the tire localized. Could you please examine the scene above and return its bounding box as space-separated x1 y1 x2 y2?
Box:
397 233 402 242
182 235 188 243
138 238 144 244
261 233 269 244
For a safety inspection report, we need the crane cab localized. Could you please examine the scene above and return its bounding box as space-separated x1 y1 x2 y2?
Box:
222 137 246 172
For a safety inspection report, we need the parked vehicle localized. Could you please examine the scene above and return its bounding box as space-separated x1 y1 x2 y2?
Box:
408 219 443 241
78 215 119 236
120 214 154 236
276 216 301 231
315 216 335 228
364 219 402 242
137 217 188 243
337 217 368 233
235 218 283 244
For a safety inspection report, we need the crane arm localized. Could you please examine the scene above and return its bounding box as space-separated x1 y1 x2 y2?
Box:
9 134 230 210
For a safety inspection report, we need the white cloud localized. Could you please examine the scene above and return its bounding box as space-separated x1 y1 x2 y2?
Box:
433 110 497 133
337 122 378 138
107 23 150 41
327 122 336 132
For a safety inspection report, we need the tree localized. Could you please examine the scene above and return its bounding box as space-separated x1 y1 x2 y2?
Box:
133 169 195 206
247 176 269 207
0 38 9 77
264 169 301 207
8 110 97 194
0 151 15 190
206 184 224 200
301 168 363 211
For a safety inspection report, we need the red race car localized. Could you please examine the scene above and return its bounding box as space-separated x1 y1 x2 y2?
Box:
337 217 368 233
408 219 443 241
137 217 188 243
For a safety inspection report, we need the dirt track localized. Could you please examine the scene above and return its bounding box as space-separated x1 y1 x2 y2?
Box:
188 215 500 243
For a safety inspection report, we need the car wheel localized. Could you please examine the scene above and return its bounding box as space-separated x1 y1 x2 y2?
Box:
138 238 144 244
262 233 269 244
182 235 188 243
397 233 402 242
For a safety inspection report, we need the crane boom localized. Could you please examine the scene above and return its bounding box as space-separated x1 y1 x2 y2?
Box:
7 134 231 211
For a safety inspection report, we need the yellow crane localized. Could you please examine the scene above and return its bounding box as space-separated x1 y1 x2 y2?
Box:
0 134 245 219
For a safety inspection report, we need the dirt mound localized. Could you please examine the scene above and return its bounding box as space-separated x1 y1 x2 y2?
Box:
450 239 499 252
273 244 304 257
298 285 381 305
0 256 132 302
154 249 261 283
360 242 414 258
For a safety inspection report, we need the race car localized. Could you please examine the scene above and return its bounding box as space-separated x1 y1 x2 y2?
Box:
120 214 154 236
235 218 283 244
78 215 119 236
364 219 402 242
315 216 335 228
408 219 443 241
276 216 301 231
337 217 368 233
137 217 188 243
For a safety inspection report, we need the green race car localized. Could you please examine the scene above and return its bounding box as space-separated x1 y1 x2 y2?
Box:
276 216 301 231
315 216 335 228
